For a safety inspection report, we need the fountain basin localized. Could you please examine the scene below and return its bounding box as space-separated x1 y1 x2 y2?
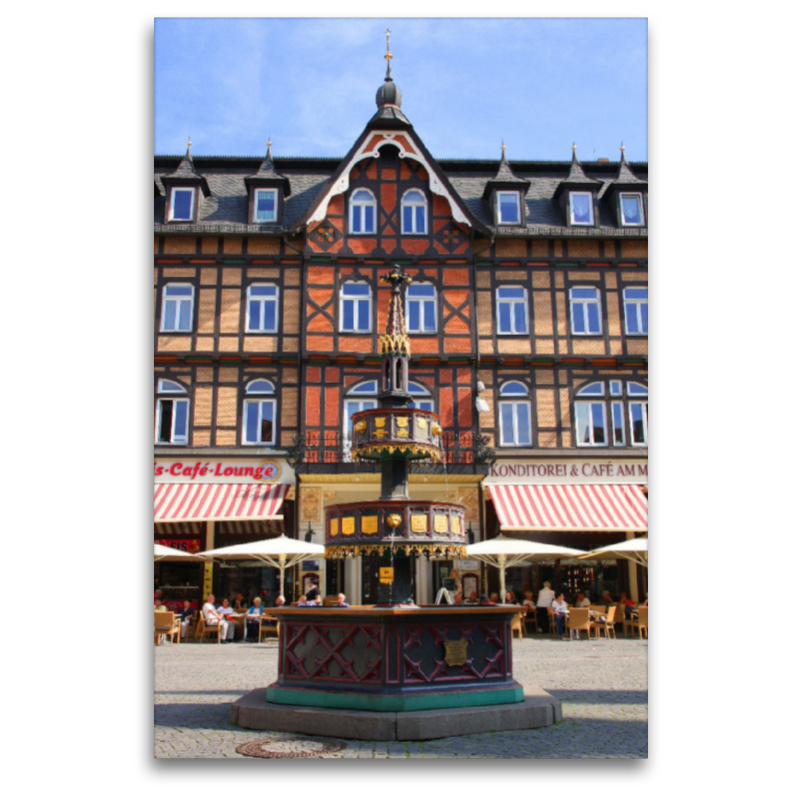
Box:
267 606 523 712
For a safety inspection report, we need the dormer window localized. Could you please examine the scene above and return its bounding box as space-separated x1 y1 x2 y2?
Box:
620 192 645 226
497 191 521 225
254 189 278 223
169 188 196 222
569 192 594 226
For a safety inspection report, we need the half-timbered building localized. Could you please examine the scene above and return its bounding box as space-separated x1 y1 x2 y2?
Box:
154 53 648 608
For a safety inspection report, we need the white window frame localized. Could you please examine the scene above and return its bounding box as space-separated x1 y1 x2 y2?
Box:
498 382 532 447
405 284 437 333
619 192 645 227
628 401 648 446
568 191 595 226
496 286 529 335
155 382 190 445
401 189 428 234
623 288 648 336
242 380 277 445
575 401 607 447
347 380 379 395
611 400 626 446
497 191 521 225
168 187 196 222
349 189 377 234
570 287 603 336
246 284 280 333
340 282 372 333
160 284 194 333
253 188 278 223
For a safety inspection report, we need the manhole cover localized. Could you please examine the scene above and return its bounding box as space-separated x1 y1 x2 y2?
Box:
236 737 348 758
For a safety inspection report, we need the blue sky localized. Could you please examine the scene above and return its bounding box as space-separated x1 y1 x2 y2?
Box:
155 18 647 162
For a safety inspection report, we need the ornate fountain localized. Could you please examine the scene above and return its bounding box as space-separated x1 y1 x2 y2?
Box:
232 268 561 738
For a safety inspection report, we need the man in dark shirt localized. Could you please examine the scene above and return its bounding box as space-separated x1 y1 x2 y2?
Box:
305 578 321 605
177 600 195 640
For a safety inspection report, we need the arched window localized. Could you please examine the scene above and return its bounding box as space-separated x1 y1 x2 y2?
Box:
349 189 376 234
243 379 276 445
155 379 190 444
406 283 437 333
498 381 532 446
408 381 434 412
343 382 379 459
246 284 279 332
574 380 648 447
340 282 372 332
401 189 427 234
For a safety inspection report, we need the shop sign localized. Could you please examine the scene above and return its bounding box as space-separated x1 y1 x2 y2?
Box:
379 567 394 584
154 458 294 484
485 459 647 485
155 538 202 553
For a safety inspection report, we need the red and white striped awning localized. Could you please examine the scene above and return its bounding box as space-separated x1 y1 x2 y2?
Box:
489 484 648 532
154 483 289 523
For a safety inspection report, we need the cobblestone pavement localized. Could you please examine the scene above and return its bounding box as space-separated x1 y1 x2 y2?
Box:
154 635 647 759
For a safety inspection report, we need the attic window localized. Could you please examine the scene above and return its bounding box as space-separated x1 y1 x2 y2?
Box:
569 192 594 226
254 189 278 222
497 191 521 225
169 188 195 221
620 193 644 226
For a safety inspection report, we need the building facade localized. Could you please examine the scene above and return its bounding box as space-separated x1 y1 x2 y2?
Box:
153 63 648 608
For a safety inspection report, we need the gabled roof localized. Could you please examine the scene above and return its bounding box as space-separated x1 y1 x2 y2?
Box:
245 142 292 196
160 147 211 197
482 148 531 198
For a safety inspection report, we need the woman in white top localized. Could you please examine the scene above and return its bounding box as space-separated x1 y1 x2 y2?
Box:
551 593 569 638
536 582 555 634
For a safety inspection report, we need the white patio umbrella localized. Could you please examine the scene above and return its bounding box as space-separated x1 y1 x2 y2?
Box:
466 535 587 601
577 537 648 568
154 543 209 562
198 535 325 599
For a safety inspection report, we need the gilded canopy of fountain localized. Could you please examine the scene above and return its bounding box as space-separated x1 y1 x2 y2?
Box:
351 407 443 462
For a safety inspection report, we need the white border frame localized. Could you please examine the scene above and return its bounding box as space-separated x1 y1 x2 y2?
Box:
253 188 278 223
405 283 437 333
348 188 377 234
156 397 190 445
575 400 608 447
400 188 428 234
339 281 373 333
497 191 521 225
619 192 645 227
628 400 648 446
569 286 603 335
498 400 533 446
242 397 277 446
568 191 595 226
623 287 648 335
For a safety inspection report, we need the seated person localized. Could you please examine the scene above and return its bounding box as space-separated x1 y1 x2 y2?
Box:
453 592 463 605
522 590 536 618
490 592 500 603
274 595 285 607
233 593 247 611
619 592 636 620
305 578 321 605
245 597 264 642
176 599 195 640
292 595 307 606
479 593 495 606
154 598 167 612
575 591 591 608
464 591 479 605
601 590 615 607
504 590 517 604
551 592 569 638
202 594 235 642
335 593 349 607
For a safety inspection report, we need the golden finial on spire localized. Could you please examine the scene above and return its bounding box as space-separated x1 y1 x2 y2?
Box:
384 28 393 80
572 141 576 152
620 141 625 152
501 140 506 153
267 138 272 159
187 137 192 157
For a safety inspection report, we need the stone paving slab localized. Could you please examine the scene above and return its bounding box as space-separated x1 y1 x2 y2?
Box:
154 636 647 758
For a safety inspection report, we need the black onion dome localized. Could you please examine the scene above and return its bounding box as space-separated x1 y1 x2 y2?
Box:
376 79 402 108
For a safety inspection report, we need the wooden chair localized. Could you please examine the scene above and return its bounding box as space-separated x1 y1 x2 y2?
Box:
194 614 222 643
154 611 180 645
590 605 617 639
546 606 558 635
566 608 592 641
625 606 648 638
258 614 280 642
510 610 526 639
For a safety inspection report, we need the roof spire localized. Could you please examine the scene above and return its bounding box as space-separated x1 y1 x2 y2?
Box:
186 137 192 158
571 141 577 161
267 138 272 160
384 28 393 81
620 141 627 163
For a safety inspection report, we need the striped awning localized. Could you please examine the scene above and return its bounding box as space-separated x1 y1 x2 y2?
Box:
154 483 289 523
488 484 648 532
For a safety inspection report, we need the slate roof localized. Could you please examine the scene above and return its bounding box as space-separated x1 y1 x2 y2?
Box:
154 155 647 236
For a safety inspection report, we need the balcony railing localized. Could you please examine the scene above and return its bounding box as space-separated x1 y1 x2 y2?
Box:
289 430 495 475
